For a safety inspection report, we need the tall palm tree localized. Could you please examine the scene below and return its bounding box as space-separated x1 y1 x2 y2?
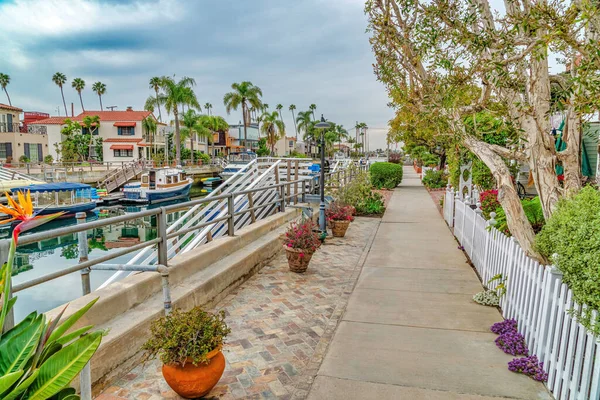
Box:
256 112 265 139
263 103 269 112
289 104 298 140
261 111 285 156
276 104 283 122
309 104 317 121
52 72 68 116
92 82 106 111
149 77 163 121
72 78 86 112
199 115 229 158
296 110 315 155
204 102 213 116
333 124 348 155
223 81 263 147
158 76 200 166
0 73 11 106
180 109 202 164
142 117 157 159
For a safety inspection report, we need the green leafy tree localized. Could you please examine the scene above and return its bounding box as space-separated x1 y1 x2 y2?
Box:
180 109 201 164
261 111 285 155
296 110 315 155
0 73 11 106
223 81 263 146
71 78 86 112
199 115 229 157
52 72 68 116
142 117 158 158
156 76 200 166
204 102 213 116
82 115 101 160
92 82 106 111
256 138 270 157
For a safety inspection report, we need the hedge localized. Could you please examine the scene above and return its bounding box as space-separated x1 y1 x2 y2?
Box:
535 186 600 333
369 162 403 189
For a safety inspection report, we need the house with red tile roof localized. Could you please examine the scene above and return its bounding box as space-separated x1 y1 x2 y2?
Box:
0 104 49 163
30 107 165 162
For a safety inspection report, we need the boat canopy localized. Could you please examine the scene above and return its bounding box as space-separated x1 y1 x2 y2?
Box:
11 182 92 193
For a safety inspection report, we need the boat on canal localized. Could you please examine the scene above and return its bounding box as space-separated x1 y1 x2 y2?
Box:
9 182 97 216
121 167 193 204
220 151 257 180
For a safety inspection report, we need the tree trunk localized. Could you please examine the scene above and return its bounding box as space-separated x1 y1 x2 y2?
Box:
60 86 67 117
242 102 248 148
79 92 85 112
4 89 11 106
155 89 162 122
560 102 582 194
190 134 195 165
99 95 103 111
292 110 297 140
174 107 181 166
463 134 543 261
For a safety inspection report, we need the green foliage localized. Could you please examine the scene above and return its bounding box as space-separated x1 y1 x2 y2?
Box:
369 162 403 189
43 155 53 164
335 167 386 216
196 152 211 164
535 187 600 334
495 197 545 236
143 307 231 367
256 138 270 157
19 156 30 163
473 274 506 307
422 169 446 189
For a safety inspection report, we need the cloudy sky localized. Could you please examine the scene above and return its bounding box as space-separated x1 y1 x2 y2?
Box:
0 0 395 150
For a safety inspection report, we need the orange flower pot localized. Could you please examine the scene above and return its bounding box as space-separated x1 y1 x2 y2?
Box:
161 348 226 399
331 220 350 237
285 246 314 273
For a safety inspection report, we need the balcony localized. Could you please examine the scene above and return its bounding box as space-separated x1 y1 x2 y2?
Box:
0 122 20 133
27 125 48 135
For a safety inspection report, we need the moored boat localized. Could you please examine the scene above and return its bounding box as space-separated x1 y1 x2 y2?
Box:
121 167 193 204
220 151 257 180
200 176 222 186
9 182 97 217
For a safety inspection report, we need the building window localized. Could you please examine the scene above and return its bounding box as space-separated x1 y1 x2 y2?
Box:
0 143 7 159
114 149 133 157
82 127 98 135
289 140 294 147
118 127 135 136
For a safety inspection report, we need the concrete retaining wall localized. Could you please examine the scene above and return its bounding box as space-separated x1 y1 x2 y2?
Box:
45 208 300 394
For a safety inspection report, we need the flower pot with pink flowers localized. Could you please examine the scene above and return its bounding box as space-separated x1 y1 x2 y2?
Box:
326 202 355 238
282 219 322 273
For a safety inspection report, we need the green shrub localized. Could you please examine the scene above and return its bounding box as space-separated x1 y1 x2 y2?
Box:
44 155 54 164
494 197 545 236
19 155 30 163
336 168 386 216
422 169 446 189
535 186 600 334
370 162 403 189
196 152 211 164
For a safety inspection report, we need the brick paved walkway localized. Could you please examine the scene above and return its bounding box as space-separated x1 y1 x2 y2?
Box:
96 217 379 400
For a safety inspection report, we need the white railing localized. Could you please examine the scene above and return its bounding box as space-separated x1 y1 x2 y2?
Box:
443 186 600 400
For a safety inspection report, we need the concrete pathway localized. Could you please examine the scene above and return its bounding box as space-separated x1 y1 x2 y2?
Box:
306 167 552 400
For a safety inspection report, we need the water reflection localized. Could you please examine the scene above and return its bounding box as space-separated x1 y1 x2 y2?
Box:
6 196 197 321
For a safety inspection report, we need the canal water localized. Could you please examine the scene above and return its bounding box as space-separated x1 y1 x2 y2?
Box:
5 183 211 322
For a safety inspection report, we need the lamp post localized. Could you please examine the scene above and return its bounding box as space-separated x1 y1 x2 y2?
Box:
315 114 331 234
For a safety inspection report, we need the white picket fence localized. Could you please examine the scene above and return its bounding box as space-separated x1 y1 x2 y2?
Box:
443 186 600 400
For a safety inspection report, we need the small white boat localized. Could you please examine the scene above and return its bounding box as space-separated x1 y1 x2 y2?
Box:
221 151 257 180
121 167 193 204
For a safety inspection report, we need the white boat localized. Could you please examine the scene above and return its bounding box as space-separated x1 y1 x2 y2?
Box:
121 167 193 204
220 151 257 180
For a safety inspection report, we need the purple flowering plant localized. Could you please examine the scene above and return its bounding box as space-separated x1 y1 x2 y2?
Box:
495 330 529 356
508 355 548 382
490 319 518 335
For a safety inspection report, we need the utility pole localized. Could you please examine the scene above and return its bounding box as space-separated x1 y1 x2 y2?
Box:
106 106 118 111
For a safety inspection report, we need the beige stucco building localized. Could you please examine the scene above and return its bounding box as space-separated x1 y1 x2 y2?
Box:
0 104 49 163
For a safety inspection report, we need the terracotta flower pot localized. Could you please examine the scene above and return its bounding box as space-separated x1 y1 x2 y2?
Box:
162 348 226 399
331 220 350 237
284 246 314 273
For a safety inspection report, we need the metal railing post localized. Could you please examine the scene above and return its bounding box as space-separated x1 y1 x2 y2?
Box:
280 185 286 212
227 194 235 236
157 208 168 267
0 239 14 332
301 180 306 203
76 213 91 296
159 266 172 316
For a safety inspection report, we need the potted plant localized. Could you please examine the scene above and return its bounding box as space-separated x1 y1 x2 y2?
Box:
326 202 355 237
142 307 231 399
282 219 322 273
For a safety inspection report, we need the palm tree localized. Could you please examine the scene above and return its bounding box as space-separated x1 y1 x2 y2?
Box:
92 82 106 111
296 110 315 156
52 72 68 116
72 78 86 112
333 124 348 155
223 81 263 147
289 104 298 140
158 76 200 166
199 115 229 158
347 137 356 157
261 111 285 156
276 104 283 122
142 117 157 159
0 73 11 106
309 104 317 121
263 103 269 112
256 112 265 139
180 109 203 164
204 102 213 116
149 77 163 121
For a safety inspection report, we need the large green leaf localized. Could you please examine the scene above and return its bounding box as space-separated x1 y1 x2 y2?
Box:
2 369 39 400
0 311 38 346
49 387 75 399
0 315 44 374
0 369 23 396
26 332 102 400
47 298 98 343
55 325 93 346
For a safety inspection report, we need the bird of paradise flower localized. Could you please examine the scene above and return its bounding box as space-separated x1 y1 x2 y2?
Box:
0 190 65 331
